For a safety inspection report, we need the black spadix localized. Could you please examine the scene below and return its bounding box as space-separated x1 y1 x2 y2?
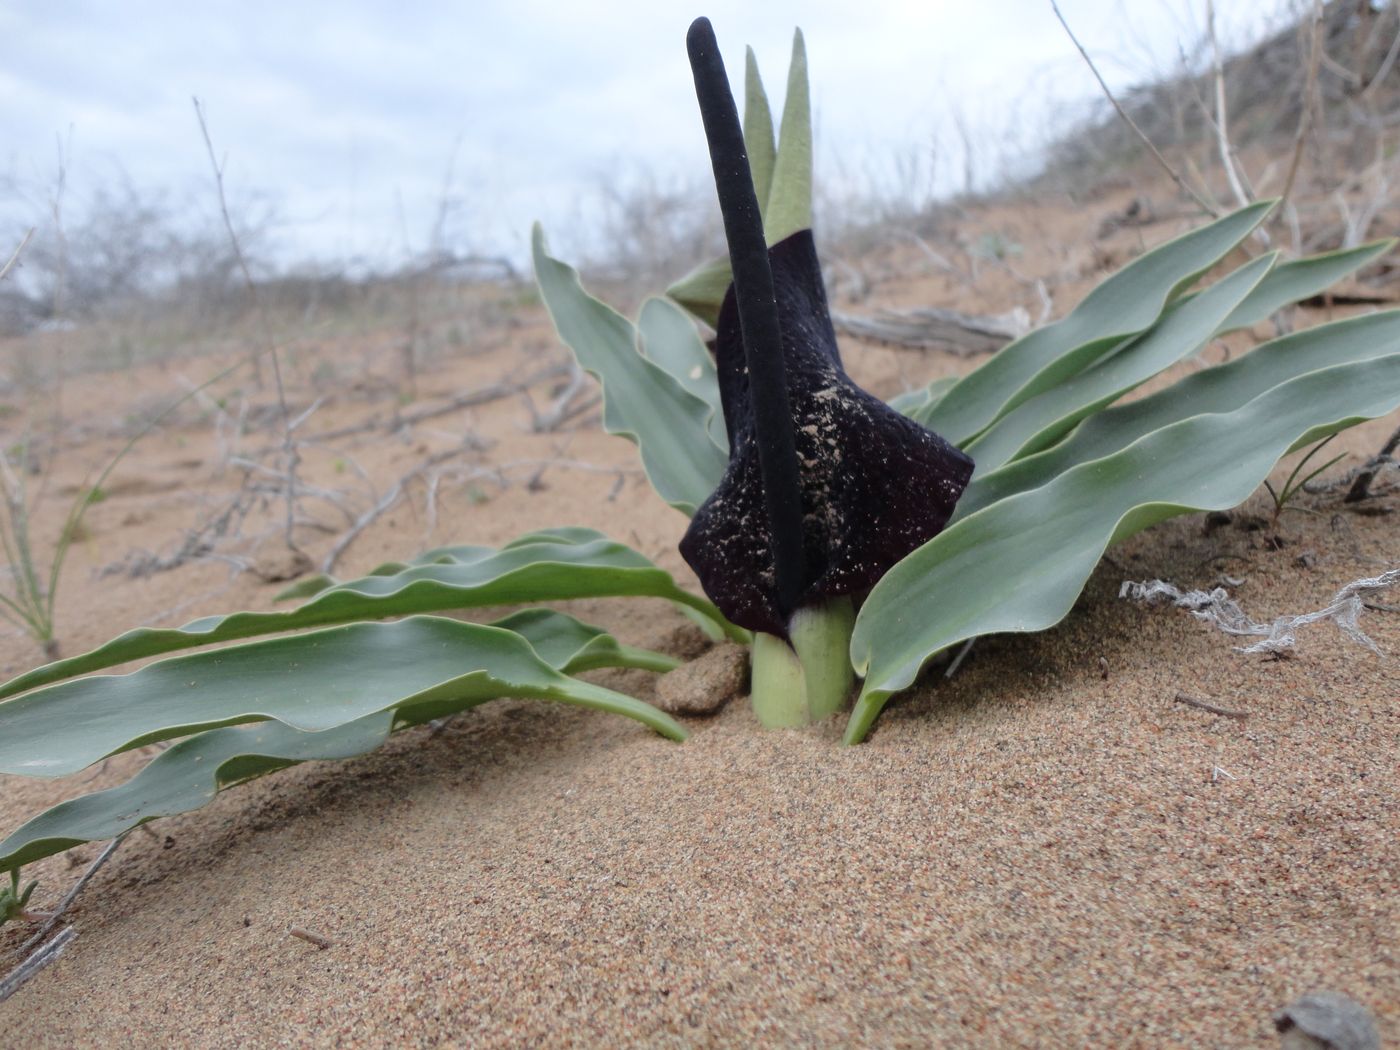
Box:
679 18 974 639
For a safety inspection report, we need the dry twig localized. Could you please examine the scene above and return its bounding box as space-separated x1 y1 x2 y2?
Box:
832 306 1029 356
0 927 75 1005
289 926 334 949
1051 0 1217 216
321 445 480 574
1345 422 1400 503
1278 0 1325 212
1206 0 1255 212
0 228 34 284
1174 692 1249 719
15 835 127 959
194 97 305 562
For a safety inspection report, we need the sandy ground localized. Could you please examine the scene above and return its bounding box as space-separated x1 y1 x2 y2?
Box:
0 191 1396 1047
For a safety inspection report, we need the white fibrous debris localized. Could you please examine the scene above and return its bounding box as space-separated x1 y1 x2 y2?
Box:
1119 568 1400 655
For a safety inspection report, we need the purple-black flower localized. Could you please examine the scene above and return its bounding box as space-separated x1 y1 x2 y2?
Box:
678 17 973 639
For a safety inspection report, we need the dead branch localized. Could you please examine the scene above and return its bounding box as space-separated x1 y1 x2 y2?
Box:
1051 0 1217 216
289 365 562 450
523 363 593 432
321 444 479 574
832 305 1029 356
1279 1 1325 212
0 228 34 284
1345 422 1400 502
289 926 334 949
0 927 75 1004
194 97 304 560
1207 0 1255 212
1362 19 1400 101
1174 692 1249 719
14 835 126 961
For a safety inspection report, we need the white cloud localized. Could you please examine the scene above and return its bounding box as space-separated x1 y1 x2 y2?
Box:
0 0 1295 269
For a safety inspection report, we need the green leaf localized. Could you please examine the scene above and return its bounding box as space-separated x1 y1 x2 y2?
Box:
916 201 1275 443
665 31 813 325
637 296 726 450
490 608 680 675
847 353 1400 744
763 28 813 246
889 375 957 418
532 224 727 514
273 573 338 603
744 45 777 220
665 257 732 329
0 533 740 700
965 253 1276 472
0 611 682 872
958 310 1400 519
1217 239 1394 333
0 715 400 872
0 615 687 779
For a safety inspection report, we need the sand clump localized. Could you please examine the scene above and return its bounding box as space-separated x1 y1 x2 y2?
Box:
654 643 749 716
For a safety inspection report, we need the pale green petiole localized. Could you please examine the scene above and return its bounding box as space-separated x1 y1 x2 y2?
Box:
749 596 855 728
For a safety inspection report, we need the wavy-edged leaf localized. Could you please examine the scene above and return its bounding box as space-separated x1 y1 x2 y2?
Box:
847 353 1400 744
957 310 1400 519
966 253 1276 472
0 535 740 701
916 201 1274 442
273 573 337 603
0 611 682 871
637 296 726 449
532 224 726 514
491 608 679 674
0 615 687 779
0 715 401 872
1218 239 1394 332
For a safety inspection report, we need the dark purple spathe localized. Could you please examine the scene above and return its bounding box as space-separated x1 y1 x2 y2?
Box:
680 230 974 638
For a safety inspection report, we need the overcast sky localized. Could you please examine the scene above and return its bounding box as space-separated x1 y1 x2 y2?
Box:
1 0 1294 273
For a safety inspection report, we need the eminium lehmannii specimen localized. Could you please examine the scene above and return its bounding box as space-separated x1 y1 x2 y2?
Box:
4 14 1400 919
679 18 973 726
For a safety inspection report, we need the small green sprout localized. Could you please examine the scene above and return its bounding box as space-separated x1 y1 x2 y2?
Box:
1264 434 1347 519
1 868 40 927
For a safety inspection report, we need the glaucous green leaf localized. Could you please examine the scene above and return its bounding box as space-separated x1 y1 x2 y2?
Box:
0 715 400 872
0 611 682 871
763 29 812 246
957 310 1400 519
532 224 727 514
1216 239 1394 333
272 573 337 603
889 375 958 418
915 201 1274 443
0 534 740 700
665 30 813 325
490 608 680 674
0 615 687 779
847 353 1400 744
637 296 726 449
965 253 1276 472
665 258 732 329
744 44 777 220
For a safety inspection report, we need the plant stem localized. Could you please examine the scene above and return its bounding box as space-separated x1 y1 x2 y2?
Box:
750 597 855 728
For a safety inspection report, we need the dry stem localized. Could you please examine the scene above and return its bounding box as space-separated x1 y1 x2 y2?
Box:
1051 0 1217 216
194 97 305 562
